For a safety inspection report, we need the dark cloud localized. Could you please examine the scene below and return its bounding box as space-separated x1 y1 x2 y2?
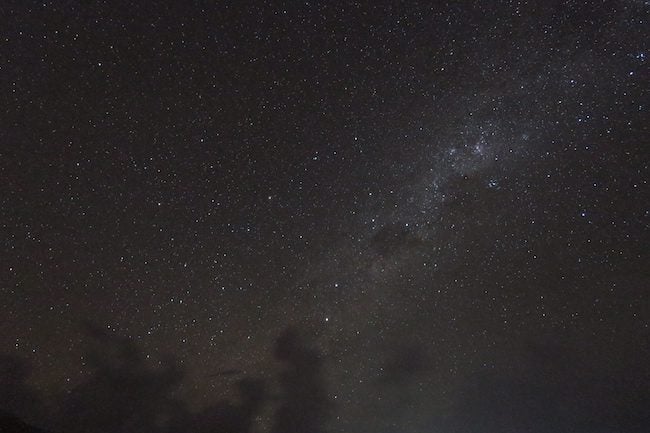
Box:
0 355 45 425
51 323 185 433
271 328 331 433
381 343 430 383
440 339 650 433
0 325 332 433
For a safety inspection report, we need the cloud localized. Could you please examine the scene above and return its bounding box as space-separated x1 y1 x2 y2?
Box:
0 324 331 433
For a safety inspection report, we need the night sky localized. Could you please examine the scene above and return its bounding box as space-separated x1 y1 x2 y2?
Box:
1 1 649 432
